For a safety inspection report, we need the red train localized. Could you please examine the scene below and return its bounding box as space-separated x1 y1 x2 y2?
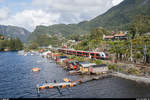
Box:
58 48 109 60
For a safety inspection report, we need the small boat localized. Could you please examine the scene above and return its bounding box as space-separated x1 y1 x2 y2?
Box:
32 68 40 72
64 78 70 82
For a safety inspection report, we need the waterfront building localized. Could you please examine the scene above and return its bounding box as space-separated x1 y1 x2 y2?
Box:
89 64 108 74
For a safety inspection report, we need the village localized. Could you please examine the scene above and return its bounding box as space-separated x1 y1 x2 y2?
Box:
25 29 150 92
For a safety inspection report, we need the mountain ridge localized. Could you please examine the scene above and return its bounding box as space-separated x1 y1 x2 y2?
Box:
28 0 150 41
0 25 31 42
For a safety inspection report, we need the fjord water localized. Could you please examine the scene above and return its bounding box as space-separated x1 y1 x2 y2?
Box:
0 52 150 98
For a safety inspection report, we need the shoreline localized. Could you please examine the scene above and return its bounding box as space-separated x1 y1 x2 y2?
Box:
25 50 150 85
112 72 150 85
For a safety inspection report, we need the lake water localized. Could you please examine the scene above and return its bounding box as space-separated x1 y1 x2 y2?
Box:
0 52 150 98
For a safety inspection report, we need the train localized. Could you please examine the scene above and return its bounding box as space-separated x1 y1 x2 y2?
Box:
57 48 109 60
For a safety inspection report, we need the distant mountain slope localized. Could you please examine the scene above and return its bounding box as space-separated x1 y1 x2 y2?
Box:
29 0 150 41
0 25 31 42
86 0 150 30
28 24 89 41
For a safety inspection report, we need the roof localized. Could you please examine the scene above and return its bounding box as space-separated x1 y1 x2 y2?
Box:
91 64 107 68
104 36 114 39
59 56 67 59
63 59 73 62
114 33 126 37
79 62 96 68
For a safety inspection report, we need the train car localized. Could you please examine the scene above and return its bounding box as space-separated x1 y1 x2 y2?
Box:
82 51 90 57
72 50 77 55
76 51 84 56
90 52 108 60
58 48 109 60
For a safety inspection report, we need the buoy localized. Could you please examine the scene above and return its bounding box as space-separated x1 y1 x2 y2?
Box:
32 68 40 72
61 84 66 88
70 83 74 87
40 86 45 90
49 85 53 88
76 80 82 83
64 78 70 82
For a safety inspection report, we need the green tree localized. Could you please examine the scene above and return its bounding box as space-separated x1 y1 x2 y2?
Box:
29 42 39 50
129 15 150 39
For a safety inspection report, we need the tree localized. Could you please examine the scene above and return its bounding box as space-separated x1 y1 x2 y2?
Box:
129 15 150 39
29 42 39 50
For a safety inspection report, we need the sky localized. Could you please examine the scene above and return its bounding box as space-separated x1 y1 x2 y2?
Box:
0 0 123 32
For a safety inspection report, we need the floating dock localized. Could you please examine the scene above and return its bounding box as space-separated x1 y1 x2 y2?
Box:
36 81 82 90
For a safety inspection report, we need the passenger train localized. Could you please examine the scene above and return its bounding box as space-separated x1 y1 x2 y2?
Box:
58 48 109 60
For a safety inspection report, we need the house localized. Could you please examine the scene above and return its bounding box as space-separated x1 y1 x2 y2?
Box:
63 59 73 66
79 62 96 74
41 51 51 58
89 64 108 74
114 32 128 40
66 61 80 70
103 35 114 41
52 53 60 60
56 56 68 63
104 31 128 41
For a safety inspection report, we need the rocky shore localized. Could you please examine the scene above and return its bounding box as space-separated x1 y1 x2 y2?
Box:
112 72 150 85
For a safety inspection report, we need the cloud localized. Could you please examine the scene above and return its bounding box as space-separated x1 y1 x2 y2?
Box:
112 0 124 6
0 10 60 31
0 0 5 3
32 0 114 24
0 0 124 31
0 7 10 20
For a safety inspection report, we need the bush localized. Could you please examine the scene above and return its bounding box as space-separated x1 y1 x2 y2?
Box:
90 59 102 65
127 68 141 75
108 64 117 71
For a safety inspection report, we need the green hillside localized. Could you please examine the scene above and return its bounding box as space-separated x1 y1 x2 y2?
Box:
29 0 150 41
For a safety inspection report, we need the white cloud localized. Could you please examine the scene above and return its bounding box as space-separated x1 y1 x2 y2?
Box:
0 0 5 3
32 0 114 24
0 0 124 31
0 10 60 31
0 7 10 20
112 0 124 6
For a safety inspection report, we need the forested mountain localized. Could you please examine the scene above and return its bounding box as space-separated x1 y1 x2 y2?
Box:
29 0 150 41
0 25 31 42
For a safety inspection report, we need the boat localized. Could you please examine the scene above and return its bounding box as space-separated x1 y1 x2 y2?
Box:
32 68 40 72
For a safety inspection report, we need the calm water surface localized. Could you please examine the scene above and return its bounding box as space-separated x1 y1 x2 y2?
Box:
0 52 150 98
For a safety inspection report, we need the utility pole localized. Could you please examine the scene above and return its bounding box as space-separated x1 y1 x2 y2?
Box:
144 45 147 64
130 40 133 63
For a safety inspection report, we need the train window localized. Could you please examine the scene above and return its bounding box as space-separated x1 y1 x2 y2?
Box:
96 54 100 56
105 53 108 56
77 52 82 54
84 53 87 55
90 53 94 56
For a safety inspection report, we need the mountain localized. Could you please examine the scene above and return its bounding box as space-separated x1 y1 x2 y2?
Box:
86 0 150 30
0 25 31 42
28 24 89 41
29 0 150 41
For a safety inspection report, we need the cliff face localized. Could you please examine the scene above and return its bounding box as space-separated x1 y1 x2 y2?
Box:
0 25 31 42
